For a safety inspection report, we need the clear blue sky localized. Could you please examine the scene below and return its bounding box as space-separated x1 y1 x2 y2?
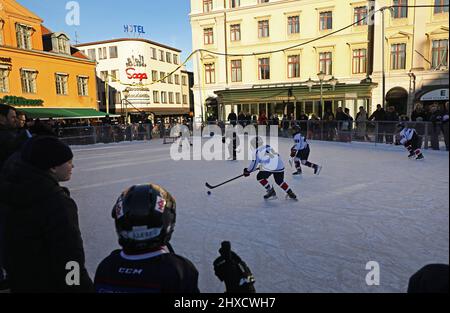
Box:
18 0 194 69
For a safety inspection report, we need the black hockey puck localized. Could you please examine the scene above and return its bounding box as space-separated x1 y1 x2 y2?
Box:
207 191 212 196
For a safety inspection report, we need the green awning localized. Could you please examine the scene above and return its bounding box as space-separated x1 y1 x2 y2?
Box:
17 108 119 119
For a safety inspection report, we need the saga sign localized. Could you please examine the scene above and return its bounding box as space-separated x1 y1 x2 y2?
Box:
126 68 148 81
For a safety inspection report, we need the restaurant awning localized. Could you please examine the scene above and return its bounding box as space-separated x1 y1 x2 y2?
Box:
16 108 120 119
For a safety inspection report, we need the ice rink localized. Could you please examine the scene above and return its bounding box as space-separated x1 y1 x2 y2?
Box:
67 138 449 293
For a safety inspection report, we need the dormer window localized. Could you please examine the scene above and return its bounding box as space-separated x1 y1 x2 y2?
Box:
52 33 71 54
16 23 33 50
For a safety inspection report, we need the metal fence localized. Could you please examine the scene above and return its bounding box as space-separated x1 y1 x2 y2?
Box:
58 121 449 151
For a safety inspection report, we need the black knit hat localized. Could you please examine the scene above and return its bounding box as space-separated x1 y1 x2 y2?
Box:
21 136 73 170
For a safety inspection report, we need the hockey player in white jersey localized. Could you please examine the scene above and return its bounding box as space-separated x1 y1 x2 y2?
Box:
243 137 297 200
290 126 322 176
395 123 424 160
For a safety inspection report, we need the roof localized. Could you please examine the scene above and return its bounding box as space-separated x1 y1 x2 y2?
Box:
17 108 118 119
41 25 53 35
75 38 182 53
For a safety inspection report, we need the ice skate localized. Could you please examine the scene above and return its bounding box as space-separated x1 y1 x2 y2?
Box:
264 187 277 200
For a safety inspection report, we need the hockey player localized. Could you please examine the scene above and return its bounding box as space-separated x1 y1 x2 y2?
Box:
395 123 424 160
290 126 322 175
243 137 297 200
94 183 200 293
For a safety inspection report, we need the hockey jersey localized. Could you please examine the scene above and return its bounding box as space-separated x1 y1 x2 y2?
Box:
399 128 417 145
247 145 285 173
293 132 309 151
94 247 200 293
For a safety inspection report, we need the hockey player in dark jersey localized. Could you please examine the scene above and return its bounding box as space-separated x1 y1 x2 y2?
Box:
290 126 322 176
395 123 424 160
243 137 297 200
94 183 200 293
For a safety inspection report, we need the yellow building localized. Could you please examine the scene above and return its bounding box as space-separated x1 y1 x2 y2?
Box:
190 0 378 121
372 0 448 115
0 0 100 119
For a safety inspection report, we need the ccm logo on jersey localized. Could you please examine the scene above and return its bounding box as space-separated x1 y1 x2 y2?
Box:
155 196 166 213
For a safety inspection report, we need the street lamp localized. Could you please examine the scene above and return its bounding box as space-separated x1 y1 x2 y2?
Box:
305 78 314 92
122 88 130 124
329 76 338 91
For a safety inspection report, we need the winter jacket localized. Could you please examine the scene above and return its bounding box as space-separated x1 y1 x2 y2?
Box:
369 109 386 121
0 158 93 293
0 126 28 171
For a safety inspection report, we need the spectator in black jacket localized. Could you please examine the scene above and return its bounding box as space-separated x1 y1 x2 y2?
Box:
0 104 29 171
385 106 399 144
227 109 238 126
429 103 444 150
0 136 93 293
369 104 387 143
298 111 309 133
442 102 449 151
238 111 246 127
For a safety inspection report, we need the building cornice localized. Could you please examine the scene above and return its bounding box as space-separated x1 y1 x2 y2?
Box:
75 38 182 53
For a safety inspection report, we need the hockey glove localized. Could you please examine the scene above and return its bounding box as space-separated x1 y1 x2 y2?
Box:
213 241 256 293
290 148 297 158
243 168 251 177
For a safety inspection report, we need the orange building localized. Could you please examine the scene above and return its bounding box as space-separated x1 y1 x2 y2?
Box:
0 0 101 119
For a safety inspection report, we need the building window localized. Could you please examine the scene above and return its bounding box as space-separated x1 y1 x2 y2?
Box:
287 55 300 78
153 91 159 103
0 68 10 93
109 46 118 58
176 92 181 104
98 47 107 60
160 72 166 83
258 58 270 80
57 37 70 54
354 6 368 25
434 0 449 13
20 69 37 94
77 76 89 96
175 74 180 85
203 0 213 12
258 20 269 38
173 54 179 64
16 24 33 50
87 49 96 60
166 52 172 63
55 74 69 95
393 0 408 18
182 75 187 86
320 12 333 30
390 43 406 69
151 48 157 59
288 16 300 35
230 0 240 8
183 94 188 104
319 52 333 75
169 92 174 104
432 39 449 68
352 49 367 74
152 70 158 82
160 50 165 62
204 28 214 45
167 74 173 84
0 20 4 46
110 70 119 82
100 71 108 82
161 91 167 104
205 63 215 84
231 60 242 82
230 24 241 41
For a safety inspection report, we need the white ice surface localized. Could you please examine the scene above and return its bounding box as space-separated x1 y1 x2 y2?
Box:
66 138 449 293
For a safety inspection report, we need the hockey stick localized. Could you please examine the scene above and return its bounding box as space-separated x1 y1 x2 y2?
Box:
205 174 245 190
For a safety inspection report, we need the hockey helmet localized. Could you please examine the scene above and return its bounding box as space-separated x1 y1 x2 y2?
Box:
112 184 176 253
396 122 406 130
249 136 265 150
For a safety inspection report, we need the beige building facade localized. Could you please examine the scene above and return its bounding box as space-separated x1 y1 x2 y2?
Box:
190 0 448 121
372 0 448 116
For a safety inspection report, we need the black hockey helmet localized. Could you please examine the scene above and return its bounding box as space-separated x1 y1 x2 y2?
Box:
112 184 176 253
397 122 406 130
